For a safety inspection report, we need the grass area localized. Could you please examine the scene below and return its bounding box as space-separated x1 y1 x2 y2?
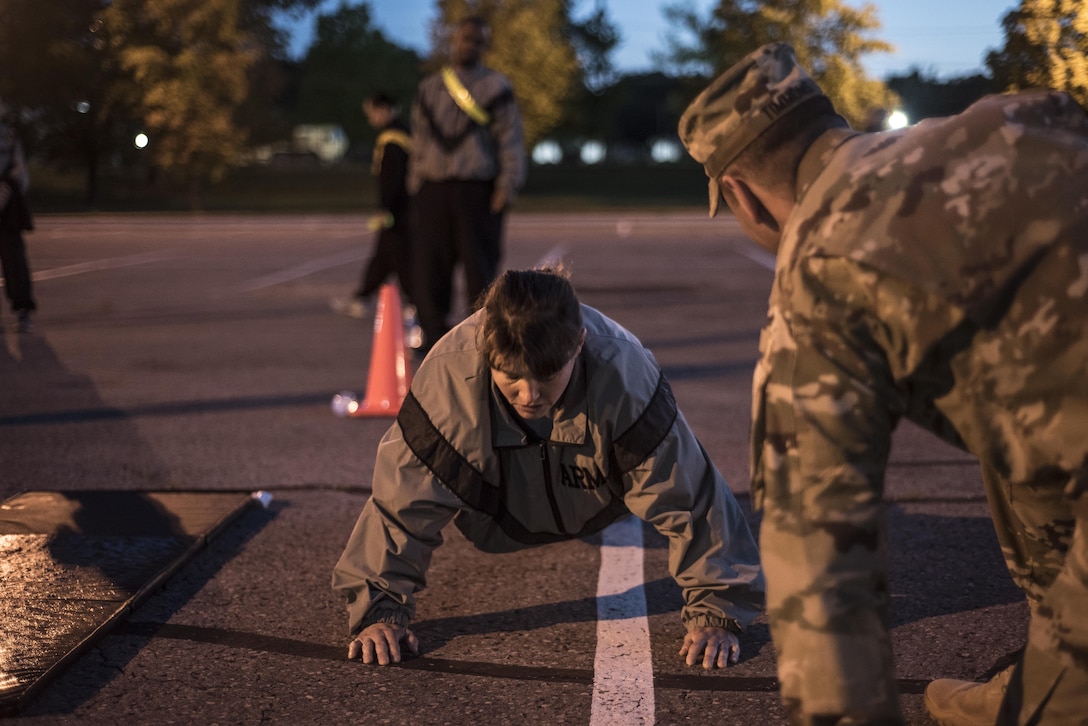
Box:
28 159 710 215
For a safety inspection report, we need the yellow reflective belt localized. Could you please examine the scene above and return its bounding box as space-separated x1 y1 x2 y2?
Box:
441 66 491 126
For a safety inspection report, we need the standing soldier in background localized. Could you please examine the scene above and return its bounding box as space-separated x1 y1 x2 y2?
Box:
408 15 525 355
331 92 417 341
0 96 34 333
679 42 1088 725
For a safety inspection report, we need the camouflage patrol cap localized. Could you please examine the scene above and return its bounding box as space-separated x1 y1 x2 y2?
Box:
678 42 825 217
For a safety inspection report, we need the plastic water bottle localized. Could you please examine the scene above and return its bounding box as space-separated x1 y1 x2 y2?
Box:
402 304 423 350
250 491 273 509
331 391 360 417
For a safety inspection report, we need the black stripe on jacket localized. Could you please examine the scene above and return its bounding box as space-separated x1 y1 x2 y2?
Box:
396 370 677 545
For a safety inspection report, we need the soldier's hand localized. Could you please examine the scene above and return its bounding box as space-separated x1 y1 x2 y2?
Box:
366 211 394 232
348 622 419 665
490 188 508 213
679 626 740 669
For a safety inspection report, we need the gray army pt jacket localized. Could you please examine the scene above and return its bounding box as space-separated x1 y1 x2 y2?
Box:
408 64 526 204
333 305 764 636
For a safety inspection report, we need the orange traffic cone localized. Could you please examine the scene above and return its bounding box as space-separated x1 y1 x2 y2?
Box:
331 284 412 418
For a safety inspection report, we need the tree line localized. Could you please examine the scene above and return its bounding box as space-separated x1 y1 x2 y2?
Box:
0 0 1083 204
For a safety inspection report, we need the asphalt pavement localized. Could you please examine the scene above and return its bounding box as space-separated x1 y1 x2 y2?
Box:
0 213 1026 724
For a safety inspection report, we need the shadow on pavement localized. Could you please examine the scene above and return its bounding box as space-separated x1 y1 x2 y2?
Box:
14 500 278 718
0 328 170 497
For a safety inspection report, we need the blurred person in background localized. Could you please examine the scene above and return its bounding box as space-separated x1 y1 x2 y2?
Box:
0 96 35 333
330 92 420 345
408 15 525 355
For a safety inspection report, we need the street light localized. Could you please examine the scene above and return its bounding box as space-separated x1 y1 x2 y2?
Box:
532 140 562 165
134 133 149 149
580 140 605 165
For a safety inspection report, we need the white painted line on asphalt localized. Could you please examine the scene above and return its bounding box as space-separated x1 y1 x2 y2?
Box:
21 251 176 284
234 248 365 292
508 212 711 228
735 245 777 271
534 246 568 268
591 515 655 725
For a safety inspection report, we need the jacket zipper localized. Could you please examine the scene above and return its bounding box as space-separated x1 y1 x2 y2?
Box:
540 441 568 534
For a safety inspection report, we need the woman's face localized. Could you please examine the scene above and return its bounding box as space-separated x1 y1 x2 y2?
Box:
490 339 583 420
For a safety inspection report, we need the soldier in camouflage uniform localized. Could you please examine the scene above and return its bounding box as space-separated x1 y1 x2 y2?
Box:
678 42 1088 725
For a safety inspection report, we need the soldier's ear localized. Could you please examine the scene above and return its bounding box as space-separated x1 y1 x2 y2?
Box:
721 176 763 225
721 174 783 252
718 174 743 216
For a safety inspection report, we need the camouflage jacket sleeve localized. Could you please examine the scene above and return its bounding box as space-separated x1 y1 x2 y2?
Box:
750 267 907 714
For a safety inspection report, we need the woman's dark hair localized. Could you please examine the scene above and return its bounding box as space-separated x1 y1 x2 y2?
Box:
478 268 583 378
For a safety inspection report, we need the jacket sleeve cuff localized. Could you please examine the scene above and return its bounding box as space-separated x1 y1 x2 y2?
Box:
356 605 411 633
682 610 742 634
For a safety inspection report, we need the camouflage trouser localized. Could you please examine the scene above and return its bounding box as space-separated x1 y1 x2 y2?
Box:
980 463 1073 607
761 464 1084 726
982 465 1087 725
760 497 904 724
